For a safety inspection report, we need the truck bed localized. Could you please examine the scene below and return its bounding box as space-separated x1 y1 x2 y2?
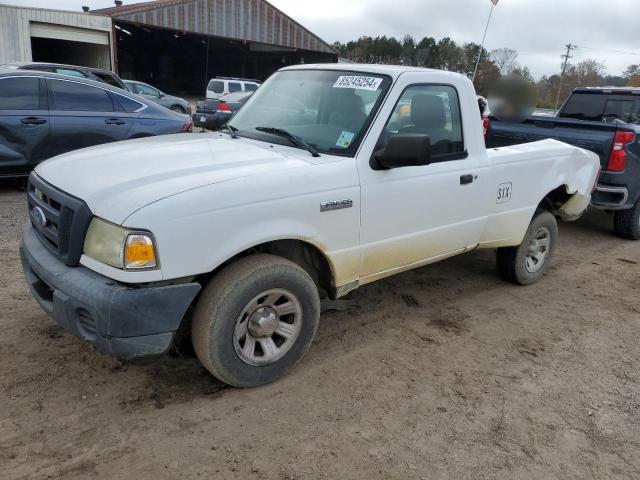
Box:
487 116 618 168
486 116 639 210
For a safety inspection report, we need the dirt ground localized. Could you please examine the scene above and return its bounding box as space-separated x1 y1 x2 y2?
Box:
1 180 639 480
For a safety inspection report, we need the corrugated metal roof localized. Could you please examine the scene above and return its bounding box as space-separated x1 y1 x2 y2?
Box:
93 0 337 54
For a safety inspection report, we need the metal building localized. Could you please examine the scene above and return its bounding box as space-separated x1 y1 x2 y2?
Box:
93 0 338 95
0 4 114 69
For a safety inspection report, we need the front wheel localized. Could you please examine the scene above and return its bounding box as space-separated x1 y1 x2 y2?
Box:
497 210 558 286
171 105 186 114
613 199 640 240
191 254 320 387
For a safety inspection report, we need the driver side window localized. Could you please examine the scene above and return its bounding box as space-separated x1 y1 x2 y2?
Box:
382 84 464 159
136 84 160 97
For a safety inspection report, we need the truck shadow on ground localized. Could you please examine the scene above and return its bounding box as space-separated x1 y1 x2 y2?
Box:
118 246 506 409
0 177 27 192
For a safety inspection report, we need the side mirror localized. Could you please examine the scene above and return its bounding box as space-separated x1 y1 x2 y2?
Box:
158 93 165 98
372 134 431 170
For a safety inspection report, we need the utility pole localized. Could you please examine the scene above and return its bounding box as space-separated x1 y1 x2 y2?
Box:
555 43 574 110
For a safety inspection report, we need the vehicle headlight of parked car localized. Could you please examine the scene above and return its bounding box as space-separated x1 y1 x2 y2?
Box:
83 218 158 270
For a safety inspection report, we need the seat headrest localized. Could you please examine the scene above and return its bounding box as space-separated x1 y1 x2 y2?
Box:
410 95 446 130
335 91 365 114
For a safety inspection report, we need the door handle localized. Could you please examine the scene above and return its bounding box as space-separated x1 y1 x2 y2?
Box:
21 117 47 125
105 118 126 125
460 174 474 185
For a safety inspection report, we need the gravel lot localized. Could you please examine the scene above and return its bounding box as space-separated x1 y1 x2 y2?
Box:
1 180 639 479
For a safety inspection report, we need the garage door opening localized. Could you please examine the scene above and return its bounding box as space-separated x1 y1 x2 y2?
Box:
31 37 111 69
30 23 111 69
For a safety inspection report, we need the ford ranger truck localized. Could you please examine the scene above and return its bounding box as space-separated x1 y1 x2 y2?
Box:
486 87 640 239
20 65 600 387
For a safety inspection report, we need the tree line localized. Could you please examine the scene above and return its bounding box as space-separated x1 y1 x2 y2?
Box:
332 36 640 107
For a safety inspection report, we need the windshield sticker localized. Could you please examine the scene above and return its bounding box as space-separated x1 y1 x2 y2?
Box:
336 131 355 148
333 76 383 91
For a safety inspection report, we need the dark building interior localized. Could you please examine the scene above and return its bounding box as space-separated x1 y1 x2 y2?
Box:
115 21 336 97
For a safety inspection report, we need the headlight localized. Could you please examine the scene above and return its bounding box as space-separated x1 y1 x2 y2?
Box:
83 218 158 270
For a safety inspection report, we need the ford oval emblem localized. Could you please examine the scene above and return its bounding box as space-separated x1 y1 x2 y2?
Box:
31 206 47 228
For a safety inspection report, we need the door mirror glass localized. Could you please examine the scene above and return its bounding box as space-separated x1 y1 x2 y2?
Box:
372 134 431 170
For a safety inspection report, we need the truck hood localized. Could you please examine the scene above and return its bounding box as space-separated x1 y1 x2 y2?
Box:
35 134 310 224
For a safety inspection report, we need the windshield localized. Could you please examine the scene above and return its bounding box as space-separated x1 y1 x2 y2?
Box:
229 69 391 156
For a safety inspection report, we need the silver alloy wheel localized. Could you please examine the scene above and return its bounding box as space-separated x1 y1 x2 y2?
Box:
525 226 551 273
233 288 303 366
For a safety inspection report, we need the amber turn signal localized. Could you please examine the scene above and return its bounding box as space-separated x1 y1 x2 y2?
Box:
125 234 157 269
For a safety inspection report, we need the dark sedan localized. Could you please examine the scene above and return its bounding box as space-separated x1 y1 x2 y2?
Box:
0 69 192 178
192 91 253 130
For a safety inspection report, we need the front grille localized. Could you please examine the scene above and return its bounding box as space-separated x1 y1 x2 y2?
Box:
27 172 92 266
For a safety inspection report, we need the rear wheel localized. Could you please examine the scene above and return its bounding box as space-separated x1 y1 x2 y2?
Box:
171 105 186 114
497 210 558 285
613 199 640 240
191 254 320 387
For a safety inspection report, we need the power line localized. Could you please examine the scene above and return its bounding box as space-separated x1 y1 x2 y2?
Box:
574 45 640 57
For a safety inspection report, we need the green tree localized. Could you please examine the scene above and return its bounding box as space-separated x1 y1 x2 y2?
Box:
512 66 534 83
604 75 628 87
623 64 640 79
460 42 489 78
474 60 501 96
400 35 416 65
432 37 462 71
415 36 437 68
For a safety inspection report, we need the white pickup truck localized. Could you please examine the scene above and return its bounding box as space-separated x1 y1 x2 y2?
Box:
21 64 599 387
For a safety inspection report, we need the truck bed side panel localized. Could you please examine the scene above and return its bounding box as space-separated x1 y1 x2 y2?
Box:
480 139 598 248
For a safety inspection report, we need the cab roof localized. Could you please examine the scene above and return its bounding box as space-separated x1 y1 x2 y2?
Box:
281 63 465 81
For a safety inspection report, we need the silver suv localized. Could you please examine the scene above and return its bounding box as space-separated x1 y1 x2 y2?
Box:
206 76 261 99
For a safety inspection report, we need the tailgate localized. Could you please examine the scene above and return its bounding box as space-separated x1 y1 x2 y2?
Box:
487 116 618 168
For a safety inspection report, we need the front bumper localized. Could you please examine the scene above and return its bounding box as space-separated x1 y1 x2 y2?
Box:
20 222 201 359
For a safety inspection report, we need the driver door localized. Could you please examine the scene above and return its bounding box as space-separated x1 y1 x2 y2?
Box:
358 82 489 278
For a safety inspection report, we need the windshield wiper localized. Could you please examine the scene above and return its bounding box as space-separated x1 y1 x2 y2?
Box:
255 126 320 157
222 123 239 139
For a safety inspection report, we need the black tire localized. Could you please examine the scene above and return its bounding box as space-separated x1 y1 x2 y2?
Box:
191 254 320 387
171 105 186 114
497 210 558 286
613 199 640 240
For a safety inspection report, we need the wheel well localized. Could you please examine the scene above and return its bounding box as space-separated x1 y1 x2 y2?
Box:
171 105 185 111
173 240 335 355
196 240 335 299
538 185 572 213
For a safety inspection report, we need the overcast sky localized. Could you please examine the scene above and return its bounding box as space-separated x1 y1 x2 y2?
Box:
6 0 640 79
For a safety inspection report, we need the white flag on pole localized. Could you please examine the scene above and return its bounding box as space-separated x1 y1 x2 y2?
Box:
490 0 499 5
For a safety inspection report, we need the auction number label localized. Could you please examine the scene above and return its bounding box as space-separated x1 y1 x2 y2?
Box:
333 76 383 91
